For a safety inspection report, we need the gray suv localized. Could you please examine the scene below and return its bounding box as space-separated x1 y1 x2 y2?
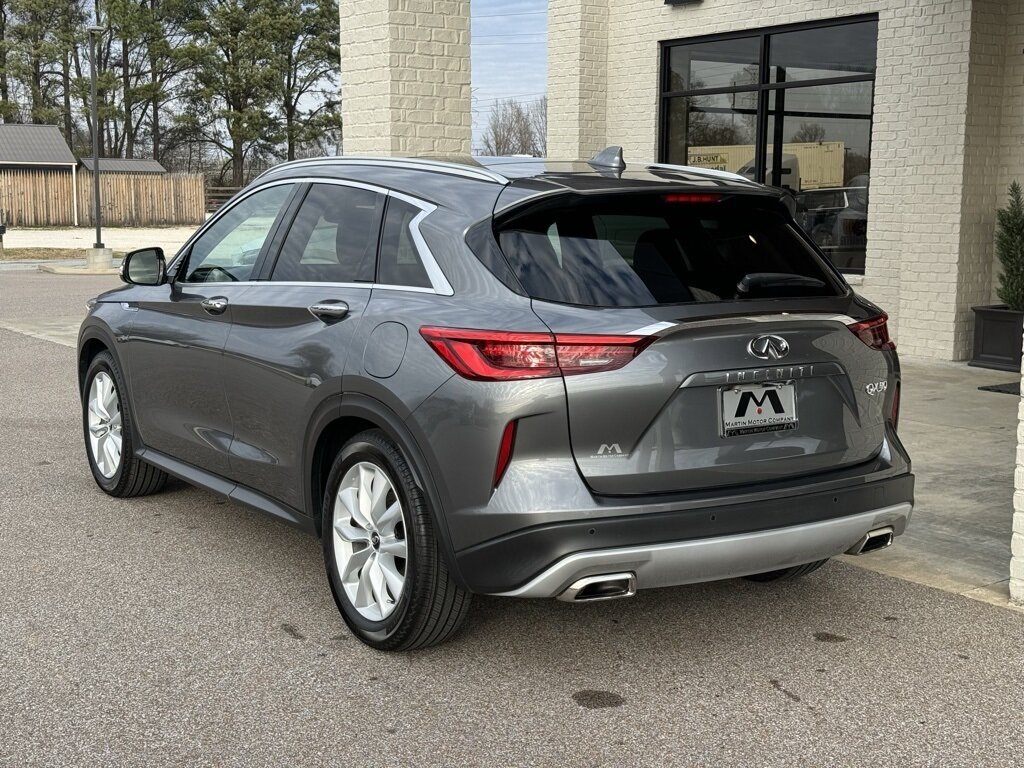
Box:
78 151 913 650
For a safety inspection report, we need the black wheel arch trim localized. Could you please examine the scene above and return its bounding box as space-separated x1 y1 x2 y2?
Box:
302 392 468 590
78 321 147 451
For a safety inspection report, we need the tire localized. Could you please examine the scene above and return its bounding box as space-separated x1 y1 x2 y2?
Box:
82 351 168 497
322 429 470 651
744 559 829 582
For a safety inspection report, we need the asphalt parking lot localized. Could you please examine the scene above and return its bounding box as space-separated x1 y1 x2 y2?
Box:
2 272 1024 766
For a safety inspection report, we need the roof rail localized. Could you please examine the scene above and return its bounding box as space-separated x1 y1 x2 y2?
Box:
254 156 510 185
646 163 755 184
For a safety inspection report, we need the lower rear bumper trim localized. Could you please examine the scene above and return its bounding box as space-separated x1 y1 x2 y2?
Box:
492 503 911 598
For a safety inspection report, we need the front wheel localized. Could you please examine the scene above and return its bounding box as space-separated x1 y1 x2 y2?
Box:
82 351 167 497
322 430 470 650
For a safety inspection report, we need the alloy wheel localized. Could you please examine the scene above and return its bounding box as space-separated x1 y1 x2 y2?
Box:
87 371 123 479
332 461 408 621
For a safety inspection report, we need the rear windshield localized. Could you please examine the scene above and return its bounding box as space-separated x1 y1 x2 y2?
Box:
495 194 845 307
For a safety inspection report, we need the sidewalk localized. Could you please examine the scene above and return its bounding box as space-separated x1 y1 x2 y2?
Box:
2 225 197 255
840 356 1019 609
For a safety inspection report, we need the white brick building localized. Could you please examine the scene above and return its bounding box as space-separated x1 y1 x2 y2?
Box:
548 0 1024 362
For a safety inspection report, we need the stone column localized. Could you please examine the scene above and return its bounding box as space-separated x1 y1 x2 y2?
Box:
547 0 609 160
339 0 471 156
1013 328 1024 602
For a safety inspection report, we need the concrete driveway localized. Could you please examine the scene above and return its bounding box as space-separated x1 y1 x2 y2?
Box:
1 270 1022 766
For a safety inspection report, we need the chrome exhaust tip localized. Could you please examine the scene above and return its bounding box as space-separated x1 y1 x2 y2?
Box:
557 573 637 602
846 526 895 556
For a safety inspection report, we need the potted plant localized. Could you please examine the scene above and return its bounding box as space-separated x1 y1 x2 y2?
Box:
971 182 1024 371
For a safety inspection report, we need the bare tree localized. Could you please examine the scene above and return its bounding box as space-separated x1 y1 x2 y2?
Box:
527 95 546 156
791 122 827 143
481 98 536 156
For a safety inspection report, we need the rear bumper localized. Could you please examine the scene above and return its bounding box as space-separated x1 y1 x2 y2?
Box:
495 503 911 598
454 472 914 595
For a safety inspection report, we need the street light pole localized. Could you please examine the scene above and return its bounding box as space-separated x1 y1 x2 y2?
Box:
87 25 104 249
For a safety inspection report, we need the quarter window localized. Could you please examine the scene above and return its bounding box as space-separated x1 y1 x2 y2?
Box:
182 185 292 283
271 184 383 283
378 198 432 289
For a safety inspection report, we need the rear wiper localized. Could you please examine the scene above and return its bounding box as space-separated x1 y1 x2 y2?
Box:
736 272 826 295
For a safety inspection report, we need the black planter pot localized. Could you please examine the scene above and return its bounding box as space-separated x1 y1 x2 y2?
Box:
970 305 1024 371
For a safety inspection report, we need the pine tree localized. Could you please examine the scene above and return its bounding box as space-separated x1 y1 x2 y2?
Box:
184 0 281 185
996 182 1024 312
270 0 340 161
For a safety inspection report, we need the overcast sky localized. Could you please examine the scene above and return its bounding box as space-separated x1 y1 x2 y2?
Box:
470 0 548 152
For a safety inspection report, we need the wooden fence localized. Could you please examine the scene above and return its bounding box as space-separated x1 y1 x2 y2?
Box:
0 168 206 227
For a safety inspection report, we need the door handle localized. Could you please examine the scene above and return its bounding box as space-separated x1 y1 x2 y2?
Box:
201 297 229 315
309 301 350 322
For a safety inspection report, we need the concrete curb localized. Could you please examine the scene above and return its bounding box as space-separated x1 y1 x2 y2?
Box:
38 264 120 276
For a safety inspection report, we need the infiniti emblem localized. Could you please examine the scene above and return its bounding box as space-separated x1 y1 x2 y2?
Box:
747 334 790 360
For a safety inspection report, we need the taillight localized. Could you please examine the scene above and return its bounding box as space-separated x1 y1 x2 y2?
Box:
493 420 517 488
847 313 895 351
419 327 652 381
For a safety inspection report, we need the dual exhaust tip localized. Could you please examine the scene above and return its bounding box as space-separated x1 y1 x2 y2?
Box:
846 526 895 556
558 573 637 602
557 526 896 602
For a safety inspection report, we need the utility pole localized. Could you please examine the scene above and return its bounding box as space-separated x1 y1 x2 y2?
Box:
87 24 105 250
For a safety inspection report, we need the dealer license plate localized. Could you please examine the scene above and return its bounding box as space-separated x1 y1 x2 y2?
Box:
720 382 798 437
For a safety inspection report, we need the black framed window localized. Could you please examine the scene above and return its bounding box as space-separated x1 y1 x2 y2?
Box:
660 15 877 273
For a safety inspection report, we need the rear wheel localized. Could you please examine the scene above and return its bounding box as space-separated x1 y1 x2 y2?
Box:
744 559 829 582
322 430 470 650
82 351 167 497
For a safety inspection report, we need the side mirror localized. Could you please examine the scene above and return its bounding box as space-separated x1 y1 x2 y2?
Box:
121 247 166 286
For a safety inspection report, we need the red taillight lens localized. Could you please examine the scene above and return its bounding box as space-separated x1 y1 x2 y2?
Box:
664 193 721 204
847 313 895 351
419 327 652 381
494 420 517 488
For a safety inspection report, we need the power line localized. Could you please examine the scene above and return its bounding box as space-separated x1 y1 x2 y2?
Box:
474 32 548 38
473 10 546 18
473 41 546 46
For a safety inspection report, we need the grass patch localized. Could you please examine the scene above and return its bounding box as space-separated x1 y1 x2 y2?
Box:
0 247 125 262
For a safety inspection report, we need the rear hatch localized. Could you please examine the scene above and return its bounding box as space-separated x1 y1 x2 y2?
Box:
493 189 896 495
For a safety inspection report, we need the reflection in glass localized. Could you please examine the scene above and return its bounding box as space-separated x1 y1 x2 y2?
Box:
667 36 760 92
768 21 877 83
765 82 873 272
665 95 757 169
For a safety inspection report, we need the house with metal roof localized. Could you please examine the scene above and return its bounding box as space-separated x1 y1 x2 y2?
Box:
79 157 167 175
0 124 78 169
0 124 203 227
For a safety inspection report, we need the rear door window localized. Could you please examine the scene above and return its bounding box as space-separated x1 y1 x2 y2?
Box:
495 193 845 307
271 183 383 283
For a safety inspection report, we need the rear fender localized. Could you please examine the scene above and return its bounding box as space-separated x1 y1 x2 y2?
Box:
303 392 468 590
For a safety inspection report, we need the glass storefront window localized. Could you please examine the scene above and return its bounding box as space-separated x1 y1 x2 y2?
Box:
666 36 761 92
660 16 878 273
769 23 877 83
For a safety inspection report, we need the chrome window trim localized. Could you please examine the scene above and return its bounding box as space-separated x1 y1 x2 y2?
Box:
385 189 454 296
172 176 454 296
628 313 856 336
253 156 510 185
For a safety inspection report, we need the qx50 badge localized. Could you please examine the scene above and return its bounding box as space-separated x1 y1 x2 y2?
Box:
747 334 790 361
865 380 889 396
